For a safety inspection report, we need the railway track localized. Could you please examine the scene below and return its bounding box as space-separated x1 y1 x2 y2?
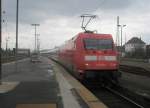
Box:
105 87 145 108
86 82 150 108
91 88 141 108
120 65 150 77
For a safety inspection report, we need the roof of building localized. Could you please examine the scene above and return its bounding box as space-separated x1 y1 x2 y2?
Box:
126 37 145 44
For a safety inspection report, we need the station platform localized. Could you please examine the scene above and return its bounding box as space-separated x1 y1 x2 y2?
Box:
0 57 107 108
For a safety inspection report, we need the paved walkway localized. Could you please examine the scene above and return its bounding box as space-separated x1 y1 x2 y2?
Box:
0 57 62 108
0 56 107 108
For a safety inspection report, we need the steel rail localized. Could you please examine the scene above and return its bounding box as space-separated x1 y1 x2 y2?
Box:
105 86 145 108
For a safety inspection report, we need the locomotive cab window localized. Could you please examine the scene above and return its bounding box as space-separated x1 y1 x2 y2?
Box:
84 38 113 50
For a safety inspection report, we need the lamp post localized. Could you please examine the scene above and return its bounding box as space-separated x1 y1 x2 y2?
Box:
121 25 126 48
36 34 40 55
15 0 19 72
116 16 120 47
118 24 126 56
118 25 126 47
6 37 10 51
6 36 10 62
31 24 40 53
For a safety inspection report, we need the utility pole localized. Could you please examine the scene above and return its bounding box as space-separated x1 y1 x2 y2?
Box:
118 24 126 56
116 16 120 46
31 24 40 53
15 0 19 72
125 33 127 44
36 34 40 55
118 25 126 48
121 26 123 47
6 37 9 62
6 38 8 51
0 0 2 84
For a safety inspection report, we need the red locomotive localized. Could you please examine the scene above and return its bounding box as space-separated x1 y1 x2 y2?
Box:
53 14 120 83
58 31 120 83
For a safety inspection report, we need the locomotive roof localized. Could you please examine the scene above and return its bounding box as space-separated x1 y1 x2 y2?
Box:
78 32 112 38
68 32 113 43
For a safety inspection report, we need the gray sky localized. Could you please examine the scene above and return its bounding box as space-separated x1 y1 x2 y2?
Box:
2 0 150 50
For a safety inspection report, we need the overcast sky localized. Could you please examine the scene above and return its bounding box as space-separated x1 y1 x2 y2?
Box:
2 0 150 50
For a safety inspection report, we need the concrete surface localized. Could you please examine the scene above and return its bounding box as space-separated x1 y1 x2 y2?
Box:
55 64 82 108
0 56 95 108
0 57 62 108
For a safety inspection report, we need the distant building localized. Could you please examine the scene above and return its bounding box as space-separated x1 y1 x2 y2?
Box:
125 37 146 53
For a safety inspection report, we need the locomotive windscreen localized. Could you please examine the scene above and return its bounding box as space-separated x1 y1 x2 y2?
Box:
84 38 113 50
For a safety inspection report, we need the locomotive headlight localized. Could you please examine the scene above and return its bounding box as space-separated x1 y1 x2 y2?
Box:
104 56 116 61
85 63 89 66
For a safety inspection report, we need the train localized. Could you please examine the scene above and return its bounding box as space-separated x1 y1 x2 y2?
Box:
52 31 121 83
